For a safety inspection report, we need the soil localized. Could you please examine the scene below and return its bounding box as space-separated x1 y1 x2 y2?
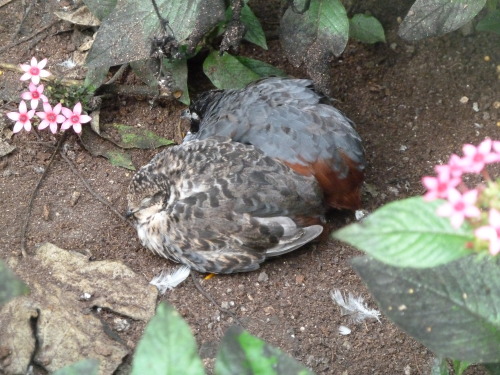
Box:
1 1 499 374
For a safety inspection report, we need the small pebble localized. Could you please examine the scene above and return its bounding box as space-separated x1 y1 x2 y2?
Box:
257 271 269 283
472 102 479 112
295 275 305 284
484 55 491 62
70 191 81 206
339 325 352 335
459 96 469 104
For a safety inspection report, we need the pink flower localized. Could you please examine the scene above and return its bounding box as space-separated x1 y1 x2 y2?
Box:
447 154 464 177
21 83 48 110
36 102 65 134
6 100 35 133
475 209 500 255
436 188 481 228
61 102 91 134
20 57 51 85
422 164 460 201
460 138 500 173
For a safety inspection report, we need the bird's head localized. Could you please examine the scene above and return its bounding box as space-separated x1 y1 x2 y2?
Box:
126 170 169 221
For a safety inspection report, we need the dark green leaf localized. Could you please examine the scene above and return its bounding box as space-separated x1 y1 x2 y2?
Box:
131 303 205 375
484 363 500 374
80 126 135 170
241 4 267 50
476 10 500 34
99 123 175 149
84 66 110 89
333 197 473 268
398 0 486 41
0 260 29 306
215 326 314 375
204 52 286 89
162 58 190 105
83 0 117 20
351 255 500 363
349 14 386 43
87 0 225 68
280 0 349 67
53 359 99 375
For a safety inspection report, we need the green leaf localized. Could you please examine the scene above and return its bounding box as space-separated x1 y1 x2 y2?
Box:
398 0 486 41
99 123 175 149
280 0 349 67
80 126 135 170
349 14 386 43
484 363 500 374
84 66 110 89
83 0 117 20
162 58 190 105
351 255 500 363
131 303 205 375
452 360 471 375
215 326 315 375
0 260 29 306
87 0 225 68
204 52 285 89
241 4 267 50
333 197 473 268
476 10 500 34
53 359 99 375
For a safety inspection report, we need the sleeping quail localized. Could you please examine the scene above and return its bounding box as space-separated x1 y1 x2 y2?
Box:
127 137 324 274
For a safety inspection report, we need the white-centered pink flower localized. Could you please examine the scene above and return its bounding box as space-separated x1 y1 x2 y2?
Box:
36 102 65 134
422 164 460 201
460 138 500 173
436 188 481 228
475 209 500 255
6 100 35 133
21 83 48 110
20 57 51 85
61 102 91 134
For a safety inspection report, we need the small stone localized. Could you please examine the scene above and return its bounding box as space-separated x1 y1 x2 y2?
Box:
221 301 230 309
473 102 479 112
493 101 500 109
459 96 469 104
389 43 397 50
295 275 305 284
80 292 92 300
483 112 491 120
70 191 81 206
257 271 269 283
484 55 491 62
113 317 130 332
263 306 275 315
43 205 51 221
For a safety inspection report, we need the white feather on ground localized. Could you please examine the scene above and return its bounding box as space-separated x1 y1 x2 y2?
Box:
331 289 381 324
150 266 191 294
338 325 352 335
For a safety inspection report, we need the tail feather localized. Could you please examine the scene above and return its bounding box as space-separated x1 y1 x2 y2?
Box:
265 225 323 257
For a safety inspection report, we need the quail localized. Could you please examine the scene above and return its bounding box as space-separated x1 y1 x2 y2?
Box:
183 77 365 210
127 137 325 274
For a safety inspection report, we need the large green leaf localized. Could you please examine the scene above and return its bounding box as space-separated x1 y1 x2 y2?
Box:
204 52 285 89
99 123 175 149
80 126 135 170
398 0 486 41
351 255 500 363
349 14 386 44
215 326 314 375
162 58 190 105
53 359 99 375
86 0 225 67
280 0 349 67
83 0 117 21
241 4 267 50
476 10 500 35
0 260 29 306
131 303 205 375
333 197 473 268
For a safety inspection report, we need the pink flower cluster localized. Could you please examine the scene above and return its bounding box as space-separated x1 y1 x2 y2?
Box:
6 57 91 134
422 138 500 255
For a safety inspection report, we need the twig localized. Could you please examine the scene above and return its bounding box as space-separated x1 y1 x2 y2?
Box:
12 0 35 41
0 19 59 54
20 134 66 257
190 273 244 327
105 64 128 85
59 150 134 228
0 0 15 10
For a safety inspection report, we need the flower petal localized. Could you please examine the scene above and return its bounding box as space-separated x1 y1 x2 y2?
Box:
6 112 20 121
61 120 72 130
73 123 82 133
73 102 82 115
30 57 38 66
79 114 92 124
13 121 23 133
31 75 40 85
61 107 73 118
38 120 49 129
38 58 47 69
